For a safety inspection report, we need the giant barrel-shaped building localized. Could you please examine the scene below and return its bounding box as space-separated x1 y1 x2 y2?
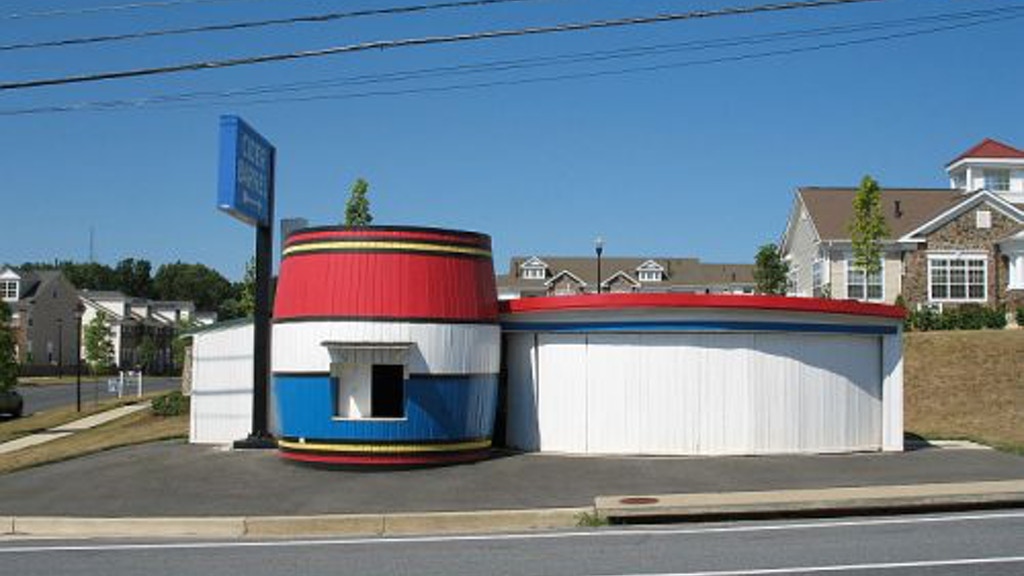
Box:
271 226 500 465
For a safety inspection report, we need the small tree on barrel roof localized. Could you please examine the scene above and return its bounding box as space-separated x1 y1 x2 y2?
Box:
344 178 373 226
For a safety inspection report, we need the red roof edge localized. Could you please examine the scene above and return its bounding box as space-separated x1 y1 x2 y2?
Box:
947 138 1024 167
499 293 906 320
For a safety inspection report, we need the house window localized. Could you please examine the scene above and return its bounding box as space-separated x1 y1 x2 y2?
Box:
812 259 824 297
928 257 986 301
984 169 1010 192
976 210 992 229
638 270 662 282
846 259 883 301
1008 254 1024 290
522 268 545 280
0 281 17 301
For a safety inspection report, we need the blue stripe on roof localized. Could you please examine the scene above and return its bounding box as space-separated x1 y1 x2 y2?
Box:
500 320 898 335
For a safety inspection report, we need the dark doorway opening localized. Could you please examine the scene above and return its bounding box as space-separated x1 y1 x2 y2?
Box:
372 364 405 418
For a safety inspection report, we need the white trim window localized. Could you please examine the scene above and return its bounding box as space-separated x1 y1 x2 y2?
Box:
638 270 662 282
1008 253 1024 290
521 268 545 280
812 259 825 297
0 280 17 301
928 256 986 302
846 259 883 301
983 169 1010 192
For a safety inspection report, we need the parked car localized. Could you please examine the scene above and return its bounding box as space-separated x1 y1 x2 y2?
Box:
0 388 24 418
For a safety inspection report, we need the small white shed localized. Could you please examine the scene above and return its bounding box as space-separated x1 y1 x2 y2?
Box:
187 319 271 444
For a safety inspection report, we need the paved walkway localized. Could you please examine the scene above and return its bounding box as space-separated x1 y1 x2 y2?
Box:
0 404 149 456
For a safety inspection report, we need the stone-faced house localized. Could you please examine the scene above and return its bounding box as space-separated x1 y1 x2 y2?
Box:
497 256 755 299
780 138 1024 310
0 266 81 371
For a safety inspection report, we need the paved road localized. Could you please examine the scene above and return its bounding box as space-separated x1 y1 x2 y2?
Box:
1 511 1023 575
16 378 181 414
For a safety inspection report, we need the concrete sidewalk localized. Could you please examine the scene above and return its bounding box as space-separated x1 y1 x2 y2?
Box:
0 404 149 456
1 440 1023 538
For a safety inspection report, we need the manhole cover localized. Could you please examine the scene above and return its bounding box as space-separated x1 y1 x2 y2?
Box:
619 497 660 505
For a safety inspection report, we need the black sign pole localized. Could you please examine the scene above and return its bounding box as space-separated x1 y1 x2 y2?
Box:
236 148 276 449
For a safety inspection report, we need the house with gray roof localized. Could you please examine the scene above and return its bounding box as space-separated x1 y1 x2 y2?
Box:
1 266 80 373
780 138 1024 310
497 256 755 299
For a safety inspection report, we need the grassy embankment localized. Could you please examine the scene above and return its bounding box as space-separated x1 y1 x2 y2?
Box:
904 330 1024 453
0 394 188 475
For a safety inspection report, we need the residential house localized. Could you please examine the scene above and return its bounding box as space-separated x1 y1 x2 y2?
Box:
497 256 755 299
1 266 81 373
780 138 1024 310
78 291 211 373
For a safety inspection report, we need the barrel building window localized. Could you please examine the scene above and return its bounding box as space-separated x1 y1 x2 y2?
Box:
323 342 411 420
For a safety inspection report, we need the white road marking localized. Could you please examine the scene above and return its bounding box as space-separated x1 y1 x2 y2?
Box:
1 510 1023 554
607 555 1024 575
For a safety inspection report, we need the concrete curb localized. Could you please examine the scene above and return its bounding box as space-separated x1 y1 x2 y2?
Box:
596 480 1024 521
6 481 1024 539
3 507 593 539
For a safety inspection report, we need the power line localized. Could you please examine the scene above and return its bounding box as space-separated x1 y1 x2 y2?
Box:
4 5 1016 116
0 0 885 92
4 0 290 21
0 0 550 52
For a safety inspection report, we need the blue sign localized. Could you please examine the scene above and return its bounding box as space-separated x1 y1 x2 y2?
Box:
218 115 274 227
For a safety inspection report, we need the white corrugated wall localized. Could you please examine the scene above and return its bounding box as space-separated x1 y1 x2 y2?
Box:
506 332 884 455
189 323 270 444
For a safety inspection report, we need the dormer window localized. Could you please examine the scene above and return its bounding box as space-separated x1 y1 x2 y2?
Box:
519 256 549 281
1 280 18 301
984 169 1010 192
636 260 666 283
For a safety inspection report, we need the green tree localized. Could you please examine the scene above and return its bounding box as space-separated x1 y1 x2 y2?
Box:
114 258 153 298
153 262 234 312
84 311 115 374
344 178 373 226
753 243 790 295
0 302 18 393
136 335 157 372
171 320 191 374
849 175 889 275
239 256 256 317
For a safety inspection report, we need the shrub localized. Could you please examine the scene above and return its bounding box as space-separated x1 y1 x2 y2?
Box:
152 391 189 416
1017 307 1024 327
906 304 1006 331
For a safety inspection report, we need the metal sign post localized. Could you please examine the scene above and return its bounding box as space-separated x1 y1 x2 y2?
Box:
218 115 277 449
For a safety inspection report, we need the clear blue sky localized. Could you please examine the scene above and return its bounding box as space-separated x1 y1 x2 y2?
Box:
2 0 1022 280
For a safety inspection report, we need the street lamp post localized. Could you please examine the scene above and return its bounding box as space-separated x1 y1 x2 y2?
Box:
74 304 84 412
595 236 604 294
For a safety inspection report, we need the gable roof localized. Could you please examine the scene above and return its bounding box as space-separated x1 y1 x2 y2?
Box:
900 190 1024 240
798 187 963 241
545 269 588 287
947 138 1024 167
602 270 640 288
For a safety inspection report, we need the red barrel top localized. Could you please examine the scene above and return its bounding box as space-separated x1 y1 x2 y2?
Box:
274 226 498 323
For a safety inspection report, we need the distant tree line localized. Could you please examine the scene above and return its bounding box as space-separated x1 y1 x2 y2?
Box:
16 258 254 320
